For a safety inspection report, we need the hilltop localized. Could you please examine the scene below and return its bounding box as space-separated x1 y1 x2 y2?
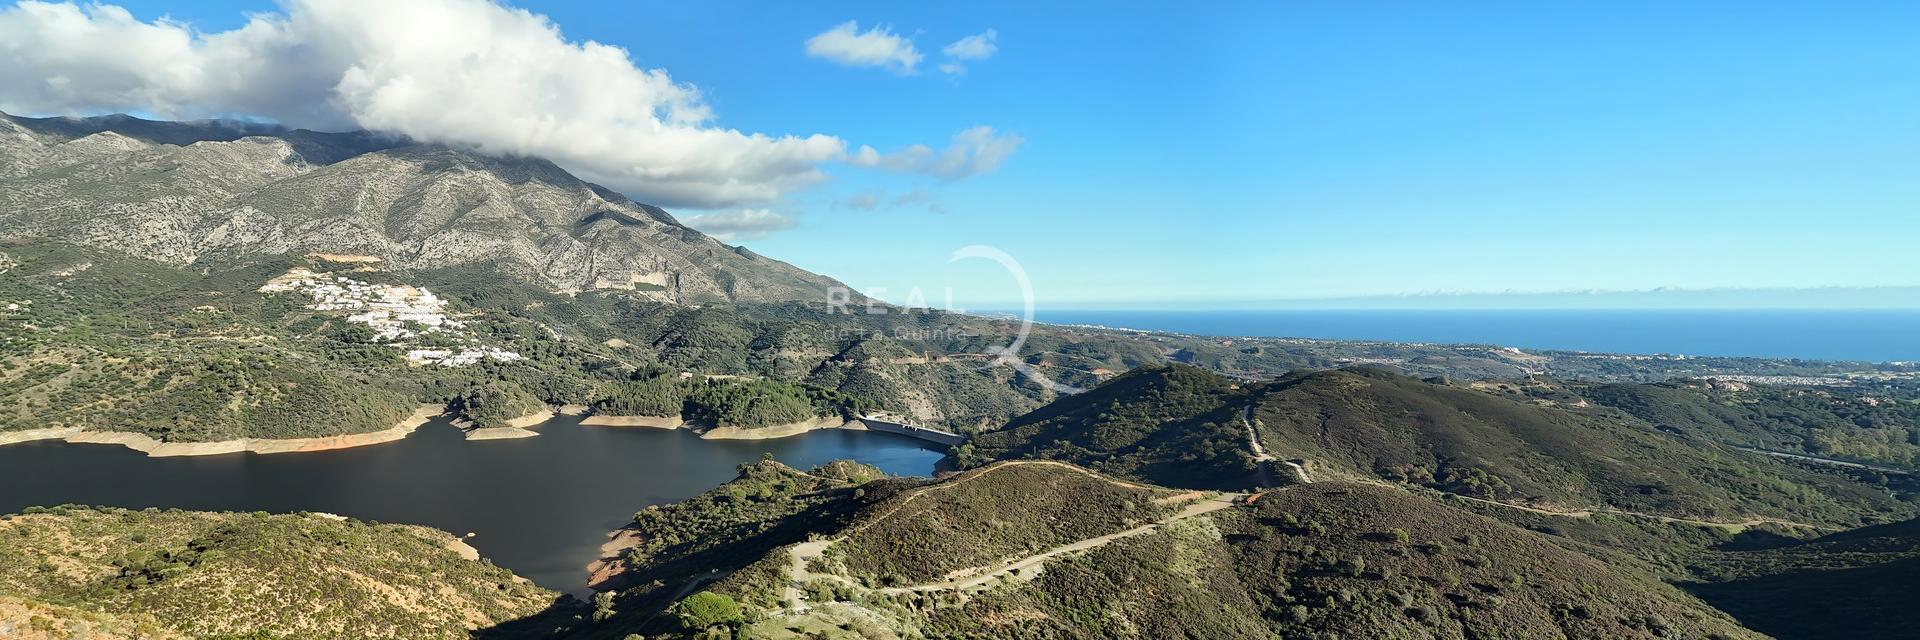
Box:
575 460 1757 639
1248 367 1918 526
0 506 557 639
1574 378 1920 470
961 365 1918 528
957 364 1258 489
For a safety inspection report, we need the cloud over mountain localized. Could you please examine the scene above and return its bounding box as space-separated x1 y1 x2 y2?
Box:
0 1 1012 211
679 208 798 242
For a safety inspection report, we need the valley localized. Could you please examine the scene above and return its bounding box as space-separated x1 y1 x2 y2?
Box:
0 414 944 598
3 114 1918 639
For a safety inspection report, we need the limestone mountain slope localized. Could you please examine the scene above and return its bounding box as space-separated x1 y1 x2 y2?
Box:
0 112 843 303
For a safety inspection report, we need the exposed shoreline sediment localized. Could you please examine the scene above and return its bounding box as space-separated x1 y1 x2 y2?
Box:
461 408 556 441
578 414 683 428
579 411 964 445
0 404 444 457
697 416 849 440
578 412 849 440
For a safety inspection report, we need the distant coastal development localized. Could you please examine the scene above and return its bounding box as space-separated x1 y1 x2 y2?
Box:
1023 308 1920 363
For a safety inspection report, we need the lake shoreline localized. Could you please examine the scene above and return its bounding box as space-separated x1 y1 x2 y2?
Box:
0 404 444 457
585 527 643 592
580 413 853 440
0 405 957 458
460 408 557 441
0 409 949 595
581 412 966 446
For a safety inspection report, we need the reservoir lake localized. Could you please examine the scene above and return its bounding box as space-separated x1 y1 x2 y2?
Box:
0 415 945 596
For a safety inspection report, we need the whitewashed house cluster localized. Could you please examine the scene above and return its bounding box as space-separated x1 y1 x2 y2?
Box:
261 267 522 367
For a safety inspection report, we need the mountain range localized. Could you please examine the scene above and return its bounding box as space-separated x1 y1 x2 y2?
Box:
0 112 840 303
4 114 1919 639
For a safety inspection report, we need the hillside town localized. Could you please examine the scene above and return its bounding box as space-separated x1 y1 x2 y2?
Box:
259 267 522 367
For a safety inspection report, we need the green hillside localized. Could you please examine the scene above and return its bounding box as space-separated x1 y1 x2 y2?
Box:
1577 379 1920 470
578 459 895 637
1684 517 1920 639
830 462 1178 585
577 461 1757 639
10 236 1915 444
0 506 555 639
1249 368 1914 526
960 365 1916 528
958 364 1260 489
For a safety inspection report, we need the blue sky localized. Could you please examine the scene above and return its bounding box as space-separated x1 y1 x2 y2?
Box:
19 1 1920 308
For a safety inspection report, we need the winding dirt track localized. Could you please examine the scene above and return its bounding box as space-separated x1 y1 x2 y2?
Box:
1242 404 1313 485
1446 493 1838 532
778 461 1246 611
875 495 1239 595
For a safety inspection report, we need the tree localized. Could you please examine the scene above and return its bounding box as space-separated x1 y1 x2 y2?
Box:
675 591 742 630
592 591 617 622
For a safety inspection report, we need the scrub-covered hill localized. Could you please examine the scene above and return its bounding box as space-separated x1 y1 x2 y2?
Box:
1576 378 1920 470
1685 516 1920 639
1248 367 1912 526
960 365 1917 528
0 506 556 639
957 364 1258 489
578 460 1759 639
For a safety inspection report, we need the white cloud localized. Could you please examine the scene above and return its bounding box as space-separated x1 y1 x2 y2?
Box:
852 126 1023 180
942 29 997 60
835 187 946 214
839 190 883 211
679 208 797 242
0 0 847 209
939 29 996 75
804 21 920 74
890 187 948 214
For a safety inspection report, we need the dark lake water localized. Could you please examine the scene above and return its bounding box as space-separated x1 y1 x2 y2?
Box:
0 416 944 596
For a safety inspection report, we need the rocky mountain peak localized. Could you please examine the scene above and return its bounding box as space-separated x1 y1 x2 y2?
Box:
0 113 843 303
